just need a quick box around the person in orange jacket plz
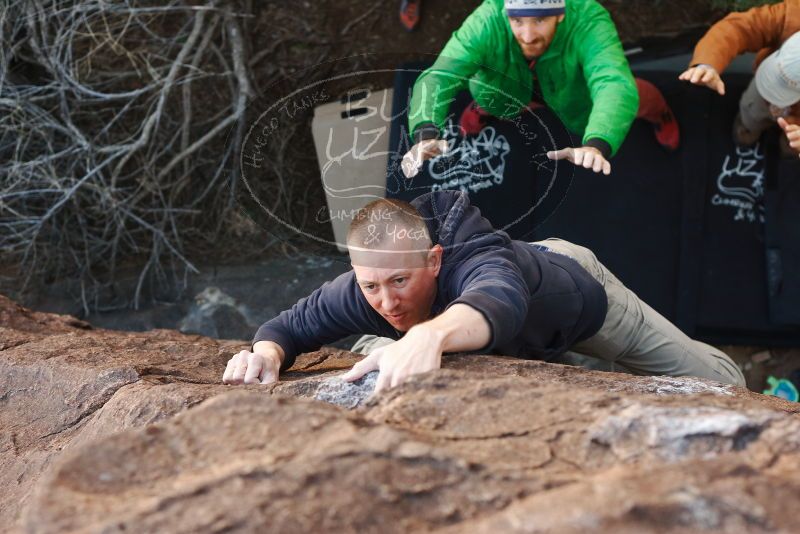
[679,1,800,157]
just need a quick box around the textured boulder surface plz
[2,295,800,534]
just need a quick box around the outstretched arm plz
[343,303,490,392]
[678,64,726,95]
[407,3,494,137]
[679,3,788,96]
[688,2,789,74]
[221,272,392,386]
[401,3,496,178]
[576,4,639,160]
[345,219,529,392]
[541,3,637,174]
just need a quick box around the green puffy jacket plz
[408,0,638,156]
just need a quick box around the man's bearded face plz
[508,15,563,60]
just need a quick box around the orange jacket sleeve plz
[689,1,795,73]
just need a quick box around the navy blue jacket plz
[254,191,608,371]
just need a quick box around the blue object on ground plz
[763,375,799,402]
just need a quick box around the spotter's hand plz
[547,146,611,175]
[678,64,726,96]
[778,117,800,157]
[401,139,449,178]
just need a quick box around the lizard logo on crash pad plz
[428,120,511,194]
[711,144,765,224]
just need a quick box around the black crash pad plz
[386,65,800,345]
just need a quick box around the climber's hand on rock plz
[547,146,611,175]
[342,325,443,393]
[222,344,282,385]
[401,139,449,178]
[678,64,726,96]
[778,117,800,156]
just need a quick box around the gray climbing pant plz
[535,238,745,386]
[739,76,775,136]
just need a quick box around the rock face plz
[2,295,800,533]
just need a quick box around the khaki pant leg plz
[739,77,774,135]
[531,239,746,386]
[351,334,394,355]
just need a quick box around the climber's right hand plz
[678,64,725,96]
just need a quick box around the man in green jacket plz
[401,0,679,178]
